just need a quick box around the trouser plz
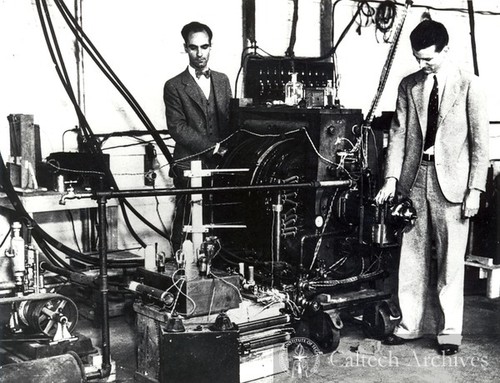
[170,173,190,254]
[395,161,469,345]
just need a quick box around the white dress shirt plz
[424,70,447,155]
[188,65,211,99]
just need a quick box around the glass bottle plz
[324,79,334,108]
[285,72,304,106]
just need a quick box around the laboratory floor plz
[77,290,500,383]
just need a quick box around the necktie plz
[424,75,439,150]
[195,69,211,79]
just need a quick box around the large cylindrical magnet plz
[0,351,86,383]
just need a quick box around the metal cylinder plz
[238,262,245,277]
[242,332,291,351]
[247,266,255,284]
[128,281,174,306]
[238,314,290,334]
[57,174,65,193]
[0,351,86,383]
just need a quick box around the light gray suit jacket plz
[163,68,232,167]
[385,67,489,203]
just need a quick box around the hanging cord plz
[375,1,397,34]
[0,227,12,249]
[36,0,169,246]
[52,0,173,240]
[50,0,171,240]
[35,0,150,250]
[2,2,146,269]
[53,0,174,168]
[365,0,413,127]
[285,0,299,57]
[355,1,376,34]
[36,0,98,152]
[360,0,412,171]
[0,149,75,270]
[466,0,479,76]
[308,189,339,270]
[375,0,397,43]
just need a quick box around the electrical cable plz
[0,148,76,270]
[234,46,259,98]
[62,127,79,152]
[67,210,83,253]
[36,0,169,246]
[153,184,169,236]
[236,0,361,87]
[340,0,500,16]
[375,1,397,34]
[52,0,175,168]
[285,0,299,57]
[364,0,412,127]
[308,189,339,270]
[210,271,244,302]
[50,1,171,241]
[36,1,97,152]
[354,1,376,34]
[1,142,140,269]
[36,0,149,251]
[0,227,12,249]
[101,139,174,152]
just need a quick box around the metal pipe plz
[467,0,479,76]
[40,261,95,286]
[241,332,291,352]
[127,281,174,306]
[190,161,204,267]
[237,314,290,334]
[63,179,354,203]
[96,195,112,379]
[0,351,86,383]
[273,190,283,263]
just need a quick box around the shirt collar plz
[187,65,210,80]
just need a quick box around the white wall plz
[332,0,500,123]
[0,0,499,258]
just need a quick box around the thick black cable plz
[29,1,148,262]
[49,0,171,240]
[37,1,168,244]
[37,0,99,153]
[53,0,174,168]
[467,0,479,76]
[285,0,299,57]
[67,210,83,253]
[0,227,12,249]
[375,1,396,33]
[333,1,365,53]
[37,0,147,250]
[364,0,412,126]
[234,46,257,97]
[0,146,76,270]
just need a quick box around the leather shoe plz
[383,334,406,345]
[438,344,459,356]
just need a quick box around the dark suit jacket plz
[385,67,489,203]
[163,68,232,169]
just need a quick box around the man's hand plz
[462,188,481,218]
[374,177,397,205]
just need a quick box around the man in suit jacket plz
[164,21,232,252]
[375,19,489,356]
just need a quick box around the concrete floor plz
[77,291,500,383]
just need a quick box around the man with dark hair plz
[375,19,489,355]
[164,21,232,253]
